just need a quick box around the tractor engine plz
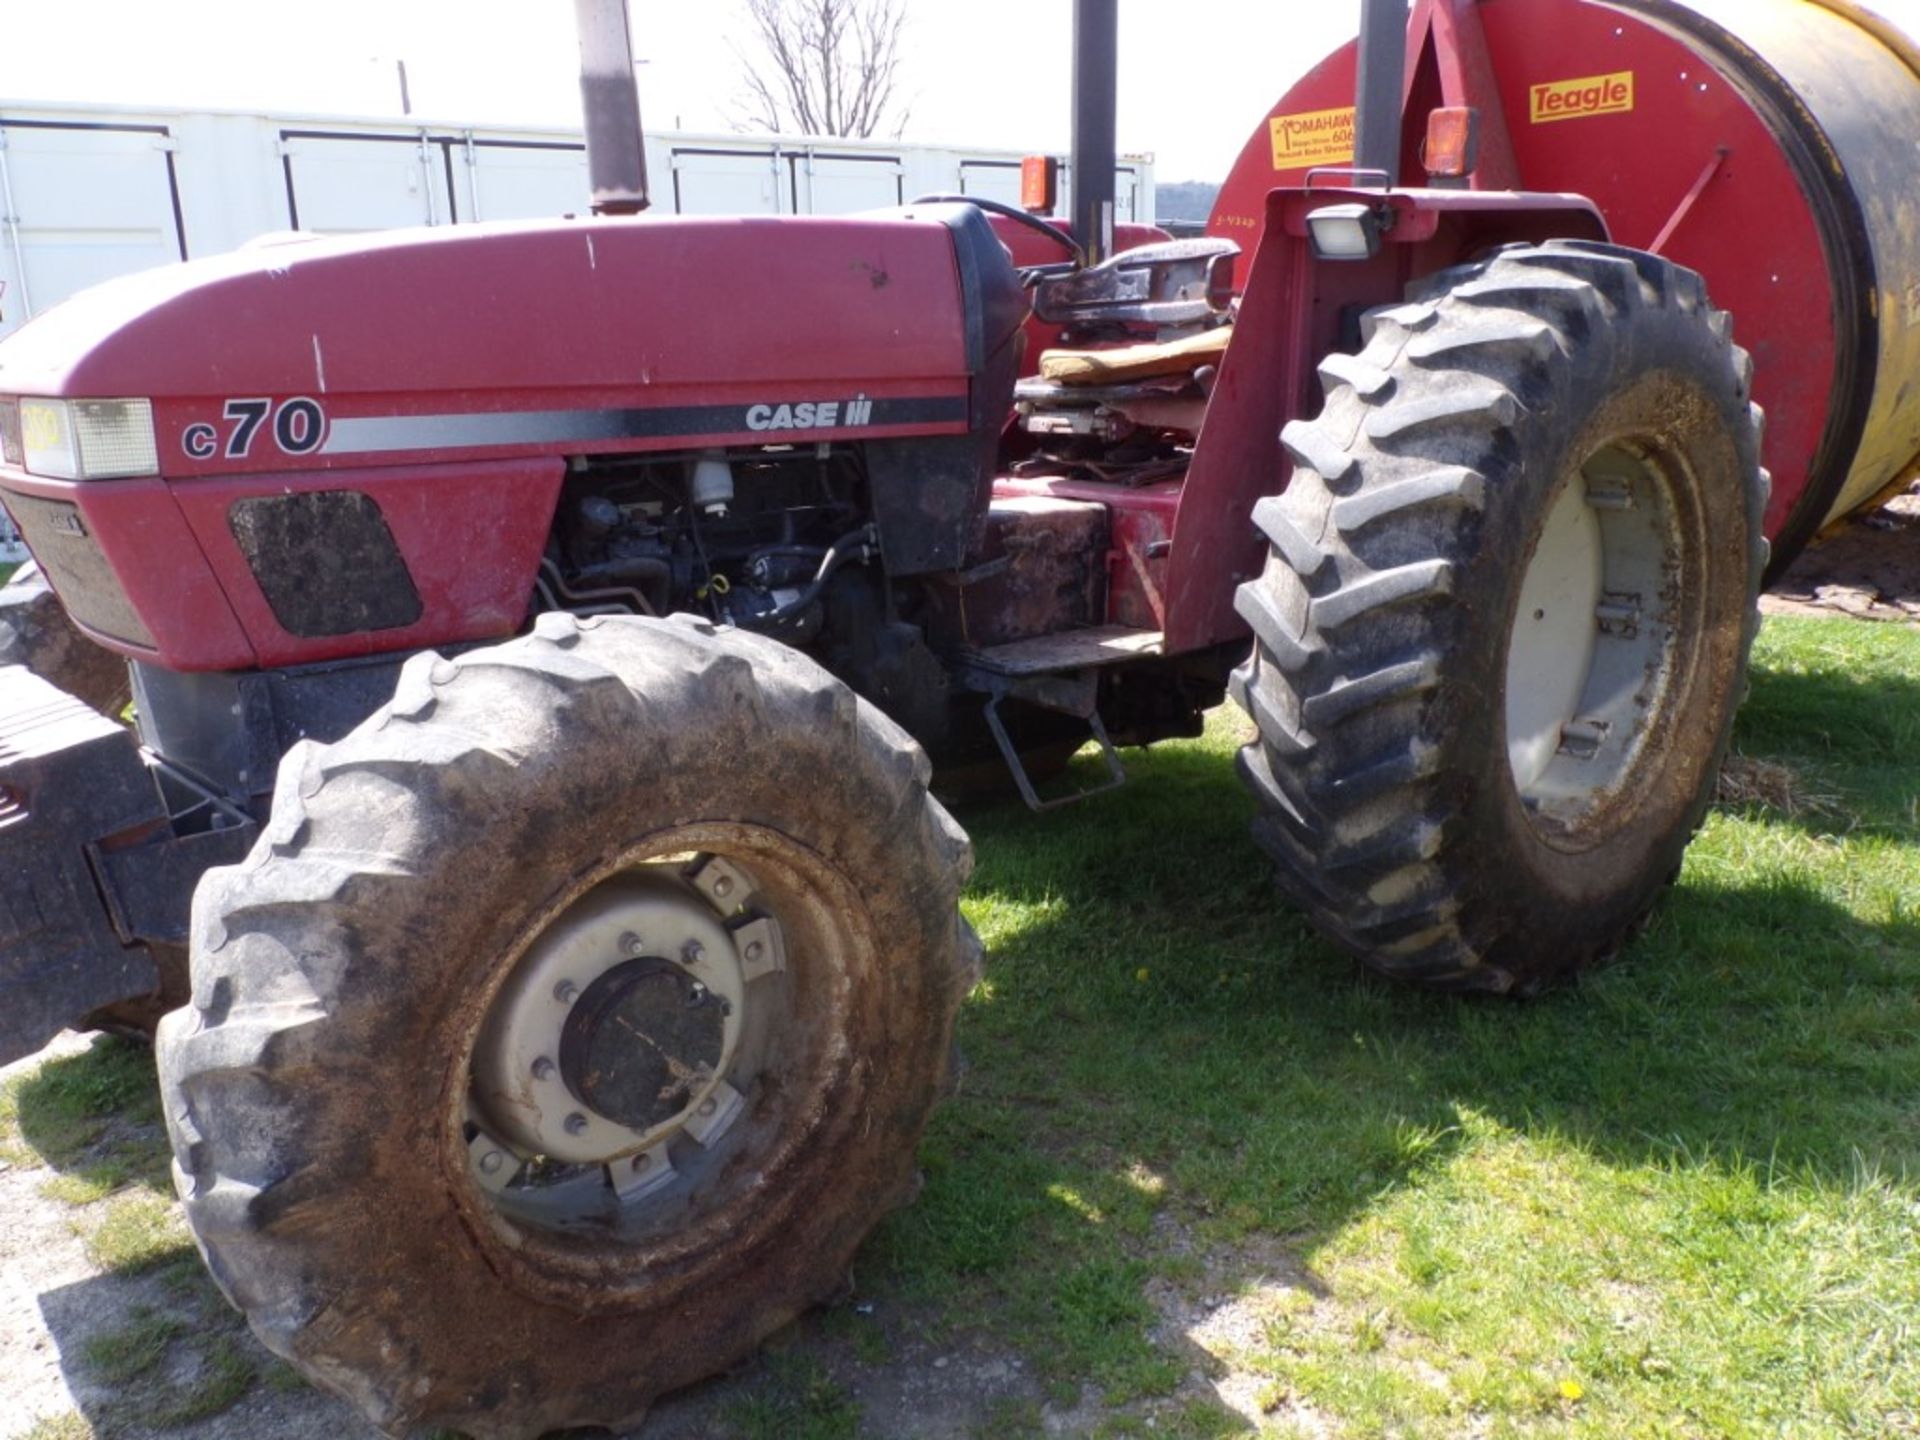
[545,446,871,646]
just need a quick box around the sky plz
[0,1,1361,182]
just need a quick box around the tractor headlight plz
[1306,203,1388,262]
[18,398,158,480]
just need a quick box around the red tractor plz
[24,0,1920,1429]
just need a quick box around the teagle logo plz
[1531,70,1635,124]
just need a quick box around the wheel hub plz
[1505,472,1605,794]
[1504,442,1680,835]
[467,857,785,1200]
[560,957,727,1131]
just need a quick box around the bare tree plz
[732,0,912,139]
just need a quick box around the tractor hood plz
[0,208,1019,477]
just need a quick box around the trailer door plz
[0,120,185,342]
[794,152,902,214]
[957,160,1023,207]
[280,131,456,233]
[459,139,589,221]
[669,147,786,214]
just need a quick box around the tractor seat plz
[1036,324,1232,386]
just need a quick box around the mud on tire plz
[156,612,980,1438]
[1231,240,1767,993]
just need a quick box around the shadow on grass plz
[7,1037,168,1188]
[948,730,1918,1197]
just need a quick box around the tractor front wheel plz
[1232,240,1766,992]
[156,612,979,1438]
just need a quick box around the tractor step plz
[953,626,1158,812]
[984,695,1127,812]
[961,625,1163,677]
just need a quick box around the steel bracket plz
[970,670,1128,812]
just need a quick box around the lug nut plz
[565,1113,589,1136]
[697,1098,717,1117]
[713,875,734,899]
[479,1150,506,1175]
[531,1057,555,1081]
[744,940,765,964]
[554,980,580,1004]
[620,931,645,957]
[683,939,705,965]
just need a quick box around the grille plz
[1,489,155,647]
[228,491,423,638]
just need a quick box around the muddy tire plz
[155,612,979,1438]
[0,561,131,717]
[1231,241,1766,993]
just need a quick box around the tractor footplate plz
[955,651,1133,813]
[0,668,175,1064]
[982,692,1127,812]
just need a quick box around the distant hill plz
[1155,180,1221,223]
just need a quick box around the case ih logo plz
[1531,71,1635,124]
[744,396,874,431]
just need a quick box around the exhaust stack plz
[574,0,650,215]
[1353,0,1410,184]
[1070,0,1118,267]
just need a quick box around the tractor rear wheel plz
[0,561,131,717]
[1232,240,1765,992]
[156,612,979,1438]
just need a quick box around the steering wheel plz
[909,193,1085,267]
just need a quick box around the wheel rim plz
[459,834,826,1246]
[1503,439,1687,842]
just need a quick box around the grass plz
[19,1416,91,1440]
[62,1275,264,1433]
[80,1307,185,1384]
[145,1335,258,1427]
[73,1188,195,1273]
[1,1035,268,1432]
[1,1034,161,1177]
[0,1035,191,1275]
[721,1354,864,1440]
[3,615,1913,1438]
[862,614,1920,1437]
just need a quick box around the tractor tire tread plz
[157,612,972,1439]
[1231,240,1765,992]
